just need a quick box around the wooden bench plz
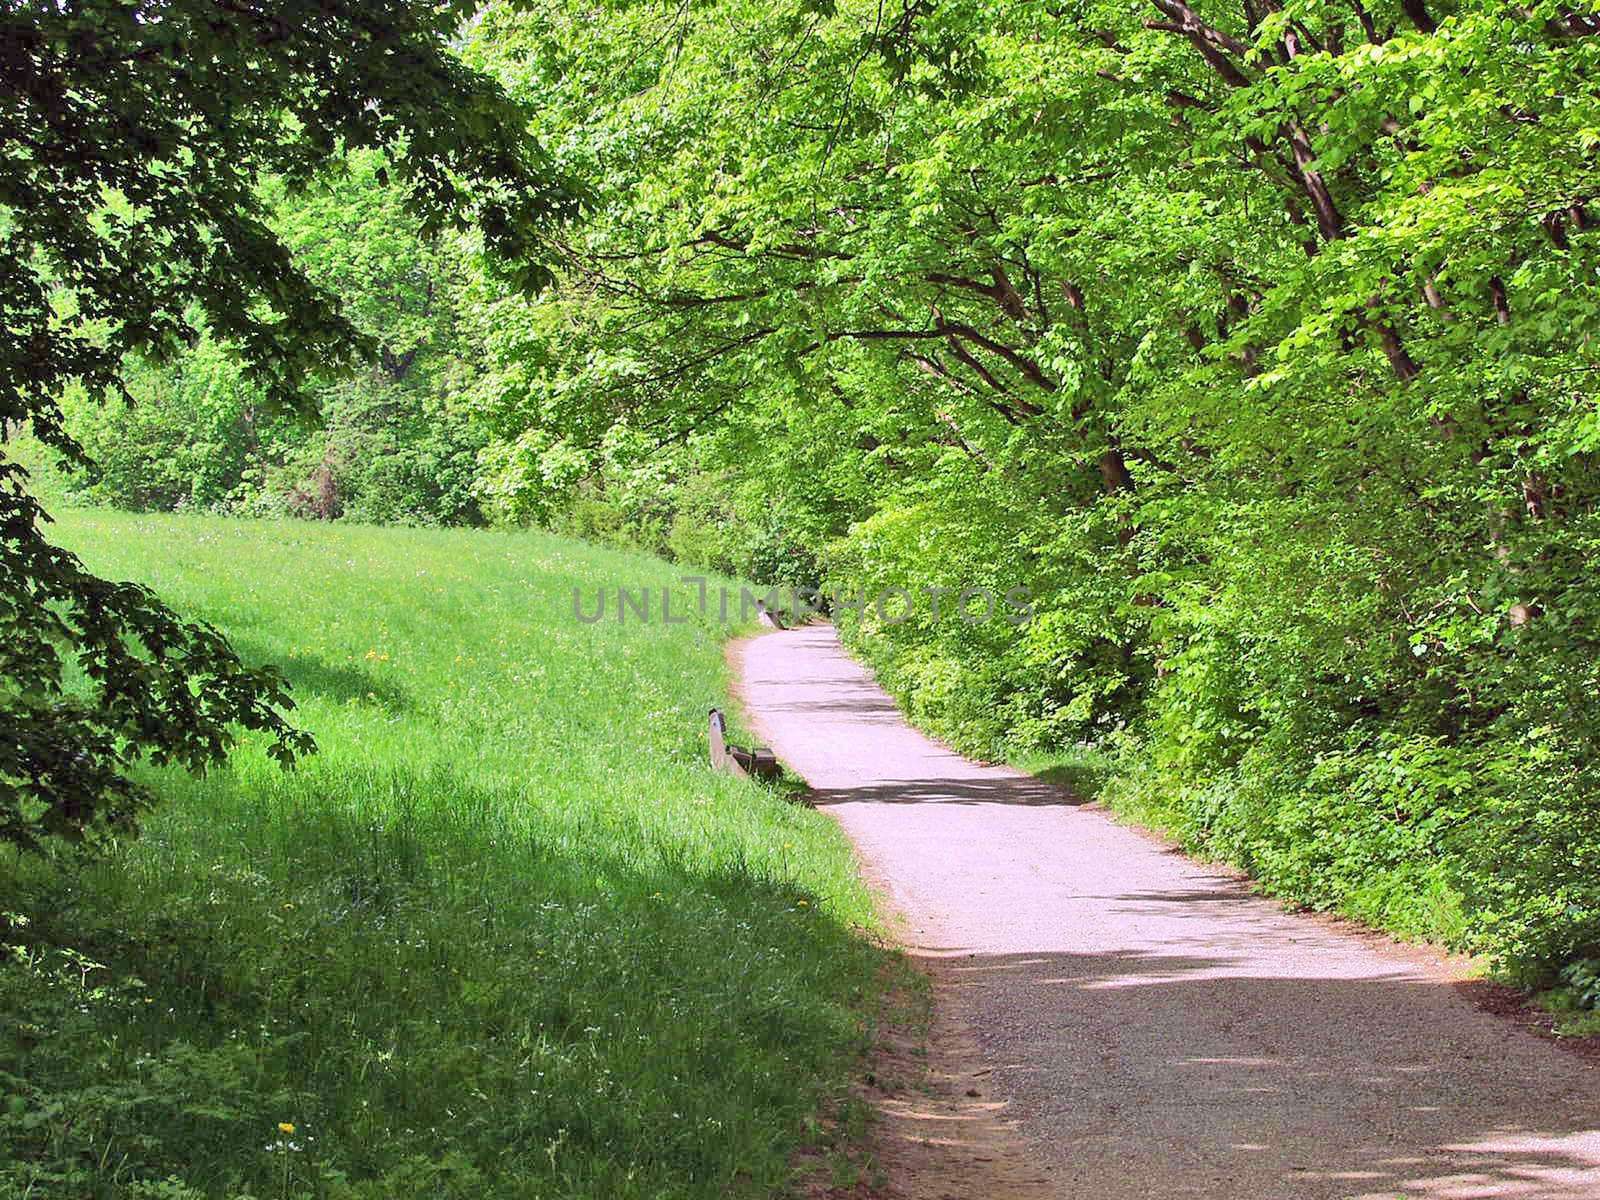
[755,600,785,629]
[708,708,780,780]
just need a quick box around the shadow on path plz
[737,625,1600,1199]
[933,946,1600,1200]
[807,776,1090,807]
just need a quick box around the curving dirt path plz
[735,625,1600,1200]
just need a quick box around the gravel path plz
[735,625,1600,1200]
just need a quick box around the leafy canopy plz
[466,0,1600,975]
[0,0,576,849]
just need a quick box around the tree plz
[0,0,577,849]
[471,0,1600,975]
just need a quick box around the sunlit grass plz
[2,510,888,1199]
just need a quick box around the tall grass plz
[2,511,887,1199]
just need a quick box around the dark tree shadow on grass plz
[231,635,412,712]
[5,762,889,1198]
[1030,759,1113,804]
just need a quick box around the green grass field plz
[2,510,890,1199]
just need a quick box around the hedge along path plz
[735,624,1600,1200]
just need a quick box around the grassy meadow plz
[1,510,889,1199]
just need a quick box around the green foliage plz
[0,477,313,851]
[56,151,496,526]
[457,0,1600,982]
[1561,959,1600,1011]
[62,344,301,513]
[2,511,889,1199]
[10,0,1600,988]
[1,0,575,848]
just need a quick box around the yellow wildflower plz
[278,1122,295,1135]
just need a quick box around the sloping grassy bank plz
[2,512,888,1199]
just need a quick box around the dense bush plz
[53,151,491,527]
